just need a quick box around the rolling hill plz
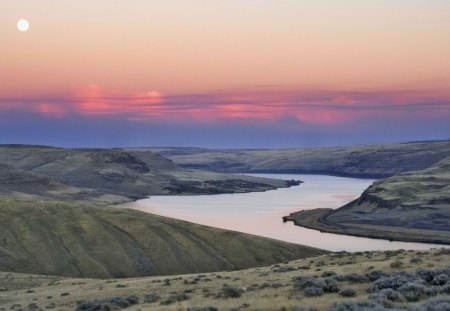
[0,196,326,278]
[146,140,450,178]
[284,156,450,244]
[0,145,299,204]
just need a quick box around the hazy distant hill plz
[0,197,326,278]
[0,145,297,204]
[147,140,450,178]
[285,156,450,244]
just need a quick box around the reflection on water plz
[123,174,447,252]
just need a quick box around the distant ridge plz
[0,145,294,204]
[146,140,450,178]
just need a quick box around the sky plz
[0,0,449,148]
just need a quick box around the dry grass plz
[1,248,450,311]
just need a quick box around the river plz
[122,174,446,252]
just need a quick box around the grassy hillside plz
[2,248,450,310]
[147,140,450,178]
[0,145,299,204]
[285,157,450,244]
[0,196,326,279]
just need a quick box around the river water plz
[122,174,446,252]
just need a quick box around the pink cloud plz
[37,103,67,118]
[0,86,449,126]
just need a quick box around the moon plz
[17,19,30,32]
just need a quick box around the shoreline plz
[283,208,450,246]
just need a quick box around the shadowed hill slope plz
[285,157,450,244]
[0,197,326,278]
[147,140,450,178]
[0,164,70,195]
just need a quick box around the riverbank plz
[284,157,450,245]
[284,208,450,245]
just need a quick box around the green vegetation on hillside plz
[0,197,326,278]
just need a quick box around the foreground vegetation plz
[2,249,450,310]
[285,157,450,244]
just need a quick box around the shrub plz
[425,286,441,297]
[304,286,324,297]
[76,296,139,311]
[321,271,337,277]
[293,276,326,290]
[292,308,318,311]
[417,268,450,283]
[432,274,450,286]
[293,276,339,293]
[368,275,421,292]
[329,300,390,311]
[439,284,450,294]
[219,285,244,298]
[335,273,370,283]
[160,293,190,305]
[125,296,139,305]
[339,288,356,297]
[410,257,423,264]
[366,270,383,282]
[369,288,400,302]
[437,248,450,255]
[398,282,426,302]
[390,260,403,268]
[412,296,450,311]
[186,308,218,311]
[323,278,341,293]
[143,294,160,303]
[246,284,259,291]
